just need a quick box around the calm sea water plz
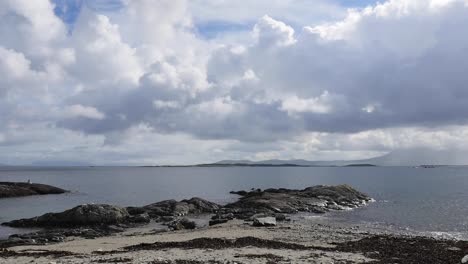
[1,166,467,239]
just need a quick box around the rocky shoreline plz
[1,185,467,263]
[0,182,67,199]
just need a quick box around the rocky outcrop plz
[2,204,130,228]
[0,182,67,199]
[1,185,372,247]
[220,185,372,220]
[168,218,197,230]
[137,197,220,219]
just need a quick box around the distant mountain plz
[214,159,367,167]
[213,148,468,167]
[29,160,94,167]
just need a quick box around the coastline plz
[0,184,467,263]
[2,218,467,264]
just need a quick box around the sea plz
[1,166,467,240]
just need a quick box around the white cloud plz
[254,15,297,48]
[281,91,333,114]
[153,100,181,110]
[1,0,468,164]
[65,104,106,120]
[0,47,31,81]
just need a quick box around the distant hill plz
[212,160,364,167]
[212,148,468,167]
[29,160,94,167]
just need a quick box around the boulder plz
[3,204,130,228]
[141,197,220,218]
[129,213,151,223]
[253,217,276,227]
[209,219,229,226]
[168,218,197,230]
[0,182,67,199]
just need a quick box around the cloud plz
[65,104,106,120]
[1,0,468,164]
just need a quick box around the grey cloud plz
[3,0,468,164]
[60,1,468,141]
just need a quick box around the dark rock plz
[252,217,276,227]
[211,212,234,220]
[222,185,372,218]
[274,213,287,222]
[2,204,130,228]
[168,218,197,230]
[129,213,151,223]
[126,207,146,216]
[230,190,248,196]
[141,197,220,218]
[209,219,229,226]
[160,216,176,222]
[0,182,67,199]
[0,226,126,248]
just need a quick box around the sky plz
[1,0,468,165]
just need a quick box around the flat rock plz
[253,217,276,227]
[2,204,130,228]
[0,182,67,199]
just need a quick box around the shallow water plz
[0,166,467,239]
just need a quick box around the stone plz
[129,213,151,223]
[253,217,276,227]
[462,254,468,263]
[3,204,130,227]
[209,219,229,226]
[274,213,287,222]
[0,182,67,199]
[168,218,197,230]
[140,197,220,218]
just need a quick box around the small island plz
[344,164,377,167]
[0,182,68,199]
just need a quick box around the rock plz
[223,185,371,219]
[129,213,151,223]
[160,216,176,222]
[462,255,468,263]
[209,219,229,226]
[126,206,146,216]
[3,204,130,227]
[140,197,220,218]
[253,217,276,227]
[168,218,197,230]
[230,190,248,196]
[0,182,67,199]
[274,213,287,222]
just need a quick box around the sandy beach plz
[2,217,468,264]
